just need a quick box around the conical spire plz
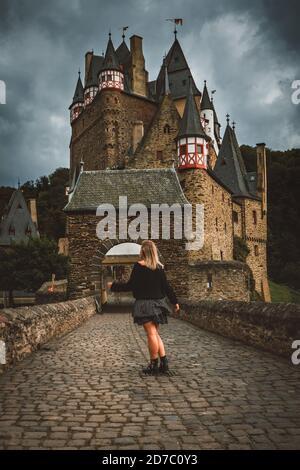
[214,122,250,197]
[116,40,130,65]
[102,35,121,71]
[177,77,208,140]
[71,72,84,106]
[201,81,213,111]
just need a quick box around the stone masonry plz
[0,312,299,450]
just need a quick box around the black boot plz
[159,355,169,374]
[142,358,159,375]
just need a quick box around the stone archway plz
[88,237,167,305]
[87,238,141,305]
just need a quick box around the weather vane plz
[119,26,129,40]
[165,18,183,39]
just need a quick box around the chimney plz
[132,121,144,153]
[85,51,93,85]
[28,199,38,227]
[256,143,267,215]
[129,35,147,97]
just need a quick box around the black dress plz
[110,262,178,325]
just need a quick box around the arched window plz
[164,124,171,134]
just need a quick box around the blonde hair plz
[140,240,164,270]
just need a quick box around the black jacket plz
[110,262,178,305]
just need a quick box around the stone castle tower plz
[64,31,270,302]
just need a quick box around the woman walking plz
[107,240,179,375]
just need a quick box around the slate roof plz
[201,82,213,111]
[116,40,131,65]
[155,39,201,100]
[177,78,208,140]
[0,190,39,246]
[64,168,189,213]
[70,75,84,108]
[102,37,121,71]
[86,55,104,87]
[214,124,258,198]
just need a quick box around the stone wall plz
[70,90,157,174]
[0,297,96,374]
[185,260,251,302]
[178,168,233,263]
[129,94,180,169]
[174,300,300,357]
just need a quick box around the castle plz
[64,31,270,303]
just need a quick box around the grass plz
[269,280,300,304]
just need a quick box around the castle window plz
[222,193,225,202]
[254,245,259,256]
[216,217,218,230]
[157,150,163,161]
[220,250,223,260]
[233,211,238,223]
[196,144,203,155]
[164,124,170,134]
[107,74,112,81]
[224,222,227,233]
[212,186,214,194]
[207,273,213,290]
[114,97,118,104]
[253,210,257,225]
[26,226,32,236]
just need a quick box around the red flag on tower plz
[174,18,183,25]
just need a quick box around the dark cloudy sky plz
[0,0,299,186]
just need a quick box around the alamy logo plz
[96,196,205,251]
[291,80,300,105]
[291,340,300,365]
[0,80,6,104]
[0,340,6,365]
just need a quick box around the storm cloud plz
[0,0,299,186]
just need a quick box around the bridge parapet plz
[0,297,96,374]
[174,300,300,358]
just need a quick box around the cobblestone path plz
[0,313,300,450]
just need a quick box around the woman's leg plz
[143,321,159,359]
[155,325,166,357]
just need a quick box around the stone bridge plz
[0,298,300,450]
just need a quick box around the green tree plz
[21,167,69,241]
[0,237,69,306]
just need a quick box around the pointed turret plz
[156,38,201,102]
[200,81,216,147]
[69,72,84,123]
[201,81,213,111]
[211,96,221,145]
[214,121,251,197]
[98,34,124,91]
[116,39,131,66]
[177,78,210,170]
[84,53,103,106]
